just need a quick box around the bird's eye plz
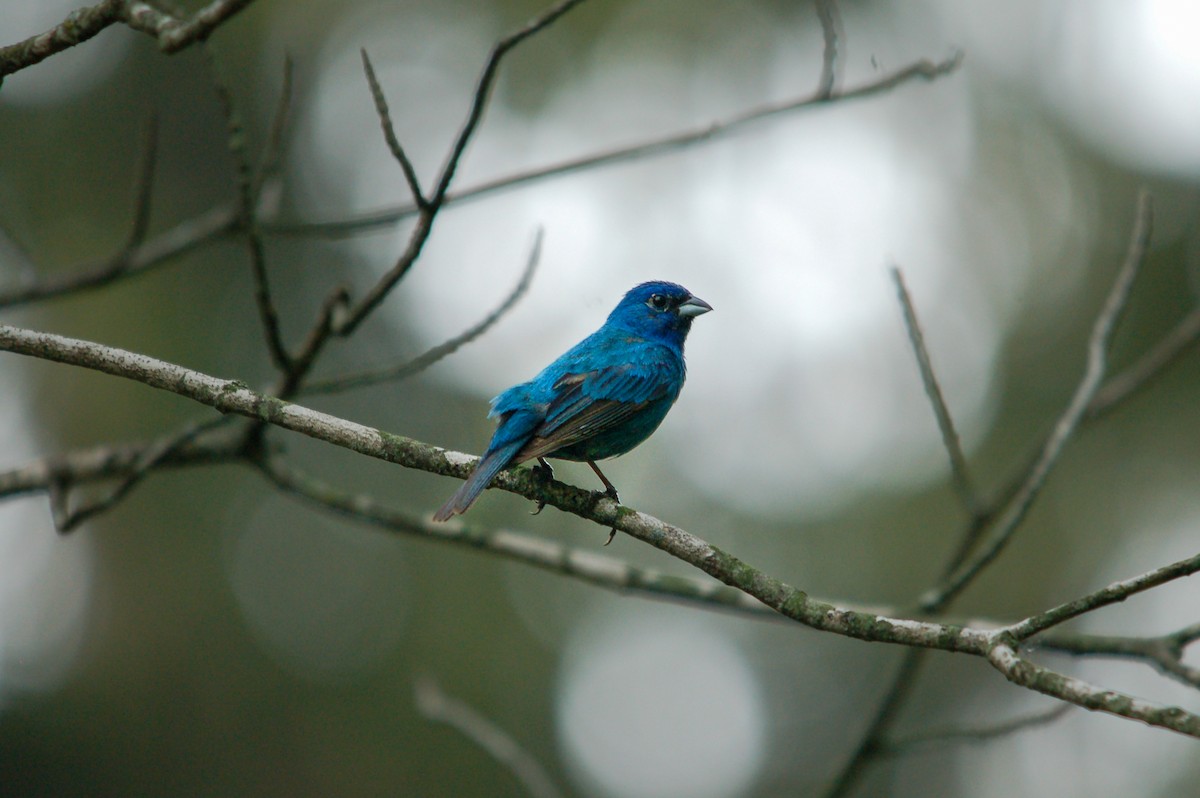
[648,294,668,311]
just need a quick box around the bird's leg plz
[530,457,555,515]
[586,460,620,502]
[587,460,620,545]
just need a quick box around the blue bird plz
[433,281,711,537]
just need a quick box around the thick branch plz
[1,324,1198,738]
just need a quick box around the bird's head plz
[607,281,712,347]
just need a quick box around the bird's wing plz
[514,363,673,461]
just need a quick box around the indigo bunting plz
[433,281,711,532]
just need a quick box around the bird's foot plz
[530,458,555,515]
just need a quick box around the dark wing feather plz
[514,367,664,462]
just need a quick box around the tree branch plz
[988,641,1200,736]
[414,678,564,798]
[0,0,259,81]
[922,190,1154,611]
[268,51,964,240]
[891,265,979,517]
[1007,550,1200,641]
[876,704,1071,758]
[302,227,542,396]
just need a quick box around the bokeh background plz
[2,0,1200,795]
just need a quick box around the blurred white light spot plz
[0,502,93,697]
[1142,0,1200,74]
[226,495,409,681]
[1041,0,1200,175]
[557,612,765,798]
[0,366,93,699]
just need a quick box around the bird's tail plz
[432,440,524,521]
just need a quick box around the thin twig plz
[251,55,295,202]
[125,113,160,252]
[128,0,259,54]
[0,113,187,308]
[830,195,1153,790]
[1041,628,1200,691]
[334,0,584,339]
[206,46,293,373]
[826,648,927,798]
[268,50,965,240]
[891,266,979,516]
[360,49,427,208]
[303,227,542,396]
[876,704,1071,758]
[815,0,842,99]
[52,416,234,533]
[414,678,564,798]
[1088,306,1200,418]
[273,285,350,398]
[427,0,589,209]
[1008,550,1200,641]
[922,190,1154,612]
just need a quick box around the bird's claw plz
[592,486,620,505]
[604,527,617,546]
[530,458,555,515]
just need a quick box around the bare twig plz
[268,50,964,240]
[922,190,1154,612]
[303,227,542,396]
[51,416,234,533]
[877,704,1071,757]
[0,113,191,309]
[834,195,1153,791]
[1008,550,1200,641]
[123,0,259,54]
[251,56,295,201]
[826,648,927,798]
[891,266,979,516]
[125,114,160,252]
[1041,627,1200,690]
[206,47,293,373]
[0,428,245,501]
[334,0,585,338]
[0,203,239,308]
[427,0,588,209]
[414,678,564,798]
[815,0,842,99]
[360,49,427,209]
[1088,306,1200,418]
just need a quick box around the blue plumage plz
[433,281,711,523]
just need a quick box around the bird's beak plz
[678,295,713,317]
